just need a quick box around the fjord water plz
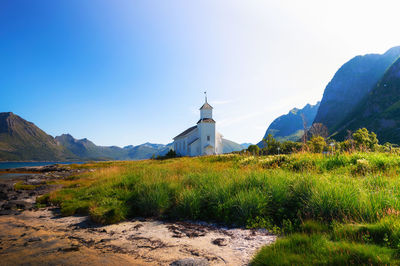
[0,162,84,170]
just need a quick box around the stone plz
[27,237,42,242]
[58,245,80,252]
[170,258,209,266]
[212,238,228,246]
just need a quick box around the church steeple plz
[199,92,213,110]
[199,92,214,121]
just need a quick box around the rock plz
[26,179,45,186]
[27,237,42,242]
[0,191,8,200]
[170,258,209,266]
[0,209,16,215]
[133,224,143,230]
[4,200,33,210]
[212,238,228,246]
[58,245,80,252]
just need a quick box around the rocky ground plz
[0,166,277,265]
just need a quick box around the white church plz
[173,95,223,156]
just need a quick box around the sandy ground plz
[0,167,277,265]
[0,208,276,265]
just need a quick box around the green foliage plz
[261,134,281,155]
[353,128,379,151]
[332,216,400,249]
[36,193,50,205]
[252,233,398,265]
[308,136,326,153]
[280,141,302,154]
[14,181,37,190]
[247,144,260,155]
[156,149,178,160]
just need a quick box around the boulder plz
[170,258,209,266]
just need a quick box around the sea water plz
[0,162,85,170]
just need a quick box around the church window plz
[207,136,210,141]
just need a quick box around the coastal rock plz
[170,258,209,266]
[211,238,228,246]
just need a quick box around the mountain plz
[0,112,76,161]
[314,46,400,132]
[55,134,129,160]
[240,143,252,149]
[222,139,244,153]
[0,112,242,161]
[123,142,172,160]
[332,57,400,143]
[55,134,173,160]
[258,102,320,146]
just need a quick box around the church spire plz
[199,91,213,110]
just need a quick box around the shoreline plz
[0,165,277,265]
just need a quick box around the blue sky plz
[2,0,400,146]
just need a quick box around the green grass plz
[14,181,37,190]
[45,153,400,264]
[252,233,398,265]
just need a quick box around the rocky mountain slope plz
[314,46,400,132]
[333,57,400,143]
[258,102,320,145]
[55,134,172,161]
[0,112,76,161]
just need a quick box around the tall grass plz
[47,153,400,264]
[49,153,400,227]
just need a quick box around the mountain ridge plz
[332,56,400,143]
[0,113,243,161]
[313,46,400,132]
[258,102,320,146]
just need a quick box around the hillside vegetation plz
[42,149,400,264]
[333,56,400,144]
[314,46,400,131]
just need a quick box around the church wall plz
[200,109,212,119]
[174,128,199,156]
[198,122,216,155]
[189,140,200,156]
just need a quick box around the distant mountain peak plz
[258,101,320,146]
[0,112,76,161]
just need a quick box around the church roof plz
[199,102,213,110]
[188,138,199,146]
[197,118,215,124]
[173,125,197,140]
